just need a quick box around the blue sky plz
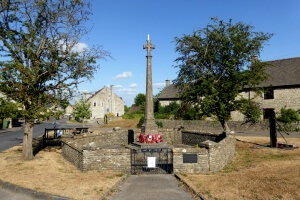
[77,0,300,106]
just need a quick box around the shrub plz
[238,99,262,123]
[155,121,163,128]
[277,108,300,124]
[277,108,300,131]
[137,116,144,128]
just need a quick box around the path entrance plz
[130,148,173,175]
[109,174,194,200]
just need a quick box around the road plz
[0,119,94,152]
[0,122,55,152]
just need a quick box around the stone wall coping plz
[181,130,224,136]
[172,147,207,153]
[82,145,130,151]
[62,141,83,153]
[200,140,217,148]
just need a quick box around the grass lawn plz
[100,118,140,129]
[0,145,123,200]
[180,136,300,200]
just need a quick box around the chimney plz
[110,85,114,94]
[251,55,258,63]
[165,80,170,87]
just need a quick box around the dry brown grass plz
[101,118,139,129]
[0,146,123,200]
[180,136,300,200]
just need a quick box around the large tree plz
[174,18,272,132]
[0,0,109,159]
[134,93,146,107]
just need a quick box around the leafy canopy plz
[0,98,21,120]
[0,0,109,120]
[134,93,146,107]
[174,18,272,130]
[72,99,91,121]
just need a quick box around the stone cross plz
[142,35,158,134]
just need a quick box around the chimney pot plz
[166,80,170,87]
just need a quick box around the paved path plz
[109,174,194,200]
[0,187,36,200]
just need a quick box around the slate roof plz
[158,57,300,99]
[158,85,180,100]
[259,57,300,87]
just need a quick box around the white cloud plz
[115,85,123,88]
[153,82,166,88]
[59,40,88,53]
[118,88,136,95]
[114,72,132,80]
[129,83,137,88]
[72,42,88,53]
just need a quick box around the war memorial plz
[61,36,236,174]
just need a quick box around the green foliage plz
[174,18,272,130]
[0,98,21,120]
[124,105,130,113]
[104,112,115,124]
[154,102,181,119]
[134,93,146,107]
[0,0,108,121]
[154,113,171,119]
[137,116,145,128]
[175,104,204,120]
[155,121,163,128]
[278,108,300,124]
[136,116,163,128]
[72,99,91,122]
[159,102,180,115]
[122,111,144,119]
[238,98,262,123]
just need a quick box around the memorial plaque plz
[183,154,198,163]
[141,148,162,152]
[147,157,156,168]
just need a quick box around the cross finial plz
[143,35,155,56]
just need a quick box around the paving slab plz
[109,174,194,200]
[0,187,37,200]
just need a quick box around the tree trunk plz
[22,119,34,160]
[220,120,231,133]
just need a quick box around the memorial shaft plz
[142,36,158,134]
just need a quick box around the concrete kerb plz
[174,174,205,200]
[0,179,69,200]
[99,173,129,200]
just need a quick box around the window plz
[264,89,274,100]
[263,108,275,119]
[94,102,96,107]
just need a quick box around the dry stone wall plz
[157,119,269,132]
[173,146,209,173]
[62,127,236,174]
[62,142,83,170]
[82,147,130,172]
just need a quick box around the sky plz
[77,0,300,106]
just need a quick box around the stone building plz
[158,80,181,107]
[87,85,124,119]
[158,57,300,120]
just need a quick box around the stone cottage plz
[87,85,124,119]
[158,57,300,120]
